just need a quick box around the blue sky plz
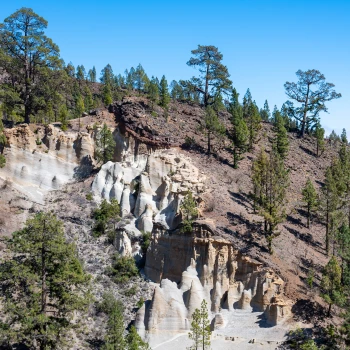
[1,1,349,134]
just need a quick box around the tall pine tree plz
[0,212,91,349]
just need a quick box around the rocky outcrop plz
[135,223,292,345]
[92,149,206,257]
[0,124,94,203]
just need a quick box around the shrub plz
[136,297,144,309]
[93,199,120,237]
[97,291,123,315]
[106,254,139,284]
[86,193,93,201]
[123,286,138,297]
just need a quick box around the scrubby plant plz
[180,191,198,233]
[106,254,139,284]
[93,199,120,237]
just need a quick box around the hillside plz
[0,95,344,349]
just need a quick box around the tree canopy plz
[284,69,341,137]
[187,45,231,106]
[0,8,61,123]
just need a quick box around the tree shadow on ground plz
[228,190,252,211]
[292,299,327,324]
[224,213,269,254]
[283,225,324,253]
[299,144,316,157]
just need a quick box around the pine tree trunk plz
[327,303,332,317]
[233,147,238,168]
[207,133,211,156]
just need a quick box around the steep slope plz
[0,96,339,348]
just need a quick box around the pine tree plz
[59,104,69,131]
[103,299,126,350]
[0,8,61,123]
[148,77,159,108]
[0,212,91,349]
[76,94,85,131]
[302,178,318,228]
[76,65,86,84]
[260,99,270,121]
[341,128,348,144]
[88,66,97,82]
[0,118,6,168]
[202,106,226,155]
[103,83,113,106]
[284,69,341,137]
[134,64,147,93]
[320,161,347,255]
[336,225,350,286]
[229,89,248,168]
[84,86,94,111]
[188,299,211,350]
[321,256,344,316]
[187,45,231,106]
[180,191,198,232]
[315,121,325,157]
[95,123,116,165]
[159,75,170,110]
[126,326,150,350]
[246,102,261,150]
[252,148,289,254]
[273,114,289,159]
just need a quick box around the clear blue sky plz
[2,0,349,134]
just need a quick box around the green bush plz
[141,232,151,254]
[97,291,124,315]
[93,198,120,237]
[136,297,144,309]
[123,286,138,296]
[86,193,93,201]
[106,254,139,284]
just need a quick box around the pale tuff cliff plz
[91,136,294,348]
[0,124,94,203]
[1,114,296,349]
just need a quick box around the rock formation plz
[0,124,94,203]
[135,223,292,346]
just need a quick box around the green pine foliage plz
[321,256,344,316]
[302,178,318,228]
[252,148,289,254]
[0,212,91,348]
[187,45,232,106]
[95,123,116,165]
[180,191,198,233]
[103,298,127,350]
[260,99,270,121]
[106,254,139,284]
[0,118,6,168]
[148,76,159,108]
[273,114,289,159]
[202,105,226,155]
[59,104,69,131]
[159,75,170,110]
[314,121,325,157]
[93,198,120,237]
[0,8,61,124]
[229,89,249,168]
[126,326,150,350]
[243,90,261,150]
[188,299,211,350]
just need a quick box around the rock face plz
[92,149,206,256]
[136,223,292,345]
[0,124,94,203]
